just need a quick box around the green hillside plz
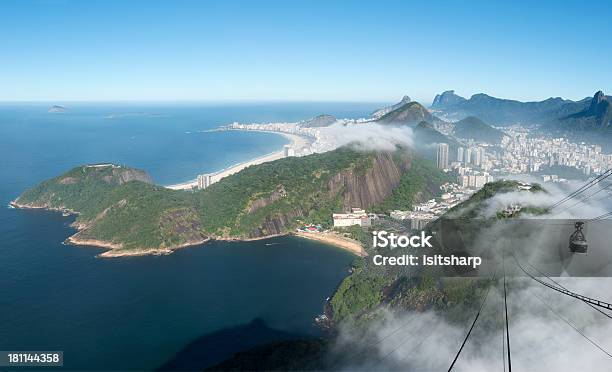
[453,116,506,143]
[328,180,548,323]
[377,101,433,125]
[14,147,447,255]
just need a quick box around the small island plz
[48,105,67,113]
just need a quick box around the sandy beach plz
[294,231,367,257]
[166,131,311,190]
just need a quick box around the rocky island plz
[48,105,67,113]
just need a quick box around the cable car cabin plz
[569,221,588,254]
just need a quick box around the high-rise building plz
[457,147,464,163]
[197,174,213,189]
[465,148,472,164]
[437,143,449,169]
[474,147,482,166]
[283,145,295,157]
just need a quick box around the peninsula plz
[11,147,447,257]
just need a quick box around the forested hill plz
[13,147,447,255]
[453,116,506,143]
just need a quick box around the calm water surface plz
[0,102,381,370]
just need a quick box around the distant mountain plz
[560,91,612,130]
[453,116,506,143]
[300,114,337,128]
[377,101,433,125]
[431,90,466,109]
[371,95,411,119]
[430,90,590,125]
[48,105,67,113]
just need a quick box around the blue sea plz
[0,102,383,370]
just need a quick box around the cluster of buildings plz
[436,143,495,189]
[389,182,474,229]
[223,122,337,155]
[497,127,612,178]
[436,143,491,170]
[456,168,495,188]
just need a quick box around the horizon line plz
[0,89,603,106]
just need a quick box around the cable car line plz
[380,319,432,361]
[530,289,612,358]
[513,253,612,311]
[549,170,612,209]
[502,288,506,372]
[390,320,442,368]
[448,269,498,371]
[556,183,612,213]
[367,312,420,351]
[503,254,511,372]
[549,169,612,210]
[523,260,612,320]
[589,211,612,222]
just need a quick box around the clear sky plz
[2,0,610,103]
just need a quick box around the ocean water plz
[0,102,382,370]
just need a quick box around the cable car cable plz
[530,289,612,358]
[513,253,612,311]
[448,270,498,371]
[503,254,511,372]
[556,183,612,213]
[549,169,612,210]
[523,260,612,320]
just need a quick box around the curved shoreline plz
[9,129,364,258]
[10,200,365,258]
[166,131,311,190]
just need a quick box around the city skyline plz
[2,0,611,102]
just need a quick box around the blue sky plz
[1,0,610,103]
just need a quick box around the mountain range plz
[430,90,611,130]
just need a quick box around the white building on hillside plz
[333,208,371,227]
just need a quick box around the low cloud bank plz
[333,278,612,371]
[321,123,414,152]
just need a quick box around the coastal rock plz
[246,186,287,214]
[249,209,304,238]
